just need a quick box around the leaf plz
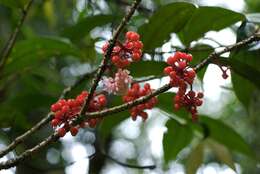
[230,48,260,108]
[186,142,204,174]
[181,7,245,46]
[157,92,189,120]
[128,61,167,78]
[4,36,82,76]
[228,58,260,89]
[62,15,116,41]
[206,139,236,171]
[246,13,260,24]
[200,116,254,158]
[138,2,196,51]
[163,119,192,164]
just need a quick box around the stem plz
[0,0,34,74]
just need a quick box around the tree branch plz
[0,15,259,172]
[0,0,34,74]
[0,70,97,158]
[80,0,142,115]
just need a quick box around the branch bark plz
[0,0,34,74]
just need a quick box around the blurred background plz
[0,0,260,174]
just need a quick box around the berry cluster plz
[123,83,158,121]
[164,51,196,87]
[164,52,203,120]
[174,91,203,121]
[102,31,143,68]
[50,91,107,137]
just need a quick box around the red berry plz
[195,99,203,106]
[164,66,173,75]
[144,83,150,90]
[111,55,120,63]
[132,52,141,61]
[51,119,60,127]
[134,41,143,49]
[188,91,195,98]
[55,111,64,120]
[178,61,187,69]
[125,41,134,49]
[70,127,79,136]
[187,69,196,78]
[57,128,66,137]
[61,105,70,114]
[222,73,228,79]
[51,103,61,112]
[197,92,204,98]
[167,56,177,65]
[186,54,193,62]
[98,95,107,106]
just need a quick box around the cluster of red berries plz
[174,91,203,121]
[164,51,196,87]
[102,31,143,68]
[123,83,158,121]
[50,91,107,137]
[164,52,203,121]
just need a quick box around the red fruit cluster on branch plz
[174,91,203,121]
[123,83,158,121]
[164,52,203,121]
[102,31,143,68]
[50,91,107,137]
[164,51,196,86]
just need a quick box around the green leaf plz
[181,7,245,46]
[163,119,192,164]
[186,142,204,174]
[4,36,82,76]
[200,116,254,158]
[138,2,196,51]
[246,13,260,24]
[230,49,260,108]
[157,92,189,120]
[128,61,167,78]
[62,15,116,41]
[206,139,236,171]
[228,58,260,89]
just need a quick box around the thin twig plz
[0,70,97,158]
[0,0,34,74]
[104,153,156,170]
[194,33,260,71]
[0,17,259,172]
